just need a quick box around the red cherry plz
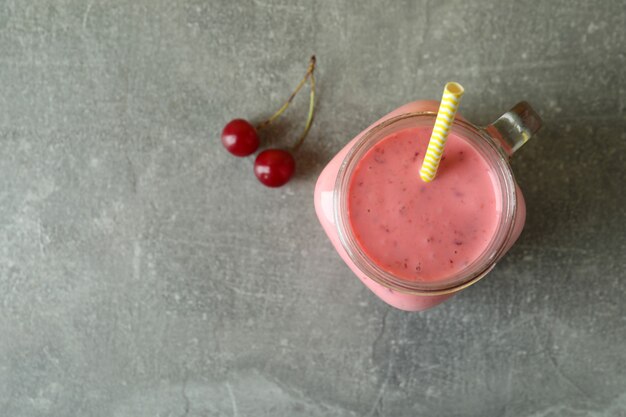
[254,149,296,187]
[221,119,259,157]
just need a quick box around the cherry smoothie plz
[347,126,500,284]
[315,100,540,311]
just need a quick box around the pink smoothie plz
[347,126,501,284]
[314,100,527,311]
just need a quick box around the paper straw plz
[419,82,465,182]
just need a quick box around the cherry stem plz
[256,56,316,137]
[292,69,315,152]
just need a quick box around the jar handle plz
[484,101,543,156]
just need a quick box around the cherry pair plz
[221,56,317,188]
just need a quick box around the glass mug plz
[314,100,542,311]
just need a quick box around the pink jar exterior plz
[313,101,526,311]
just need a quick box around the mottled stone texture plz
[0,0,625,416]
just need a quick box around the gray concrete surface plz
[1,0,625,416]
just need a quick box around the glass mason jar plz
[314,100,542,311]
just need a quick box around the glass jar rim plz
[333,111,518,295]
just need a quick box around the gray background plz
[1,0,625,416]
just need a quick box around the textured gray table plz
[1,1,625,416]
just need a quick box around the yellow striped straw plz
[419,82,465,182]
